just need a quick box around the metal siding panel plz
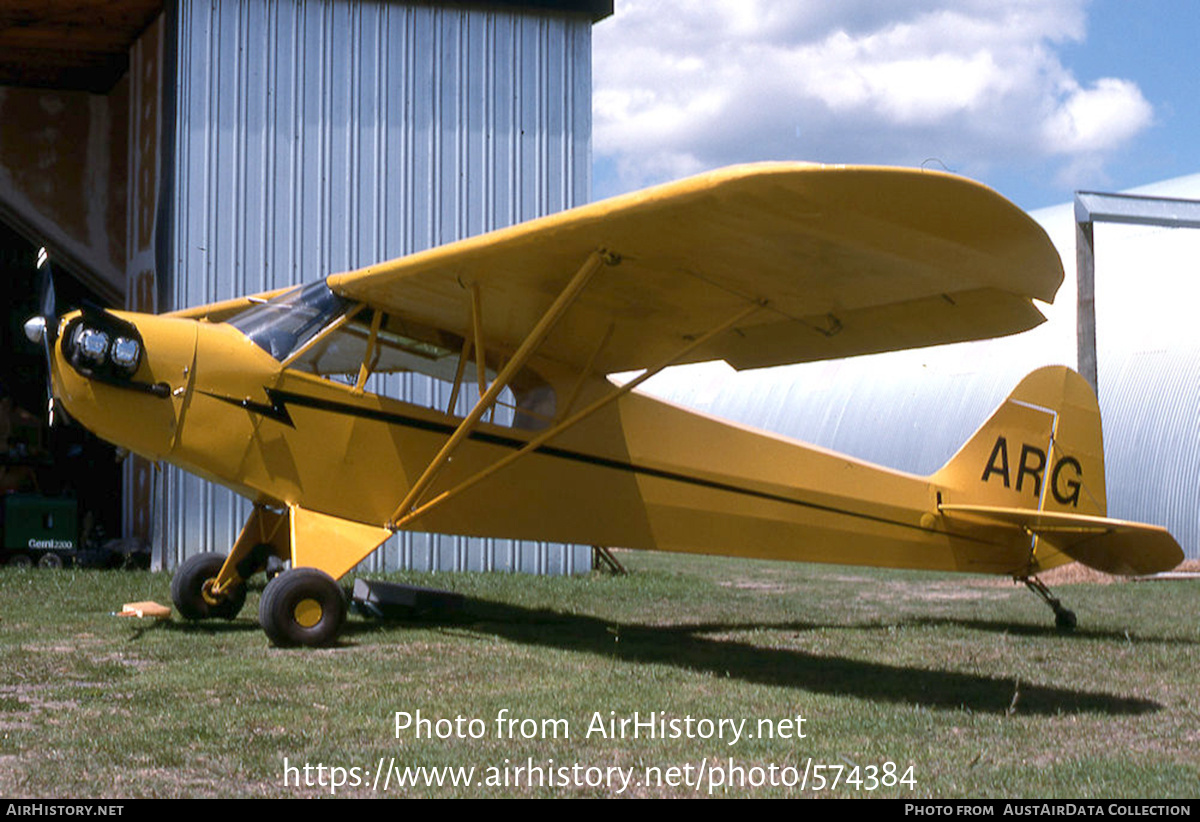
[1091,222,1200,560]
[648,356,1028,480]
[164,0,593,574]
[1100,349,1200,559]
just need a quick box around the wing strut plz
[388,249,617,526]
[389,297,764,532]
[471,283,489,401]
[445,335,472,415]
[352,308,385,393]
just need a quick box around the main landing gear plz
[257,567,346,647]
[171,552,247,620]
[1020,576,1077,632]
[170,547,347,647]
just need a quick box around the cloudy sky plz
[591,0,1199,211]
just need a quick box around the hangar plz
[0,0,610,572]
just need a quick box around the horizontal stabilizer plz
[940,504,1183,576]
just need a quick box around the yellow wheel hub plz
[201,579,223,606]
[293,598,324,628]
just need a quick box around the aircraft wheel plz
[1055,609,1077,632]
[259,567,346,648]
[6,553,33,568]
[171,552,246,620]
[37,553,64,569]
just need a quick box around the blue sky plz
[592,0,1200,212]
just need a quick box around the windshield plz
[229,281,349,361]
[227,282,555,429]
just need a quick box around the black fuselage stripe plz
[218,387,989,543]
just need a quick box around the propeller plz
[23,247,59,426]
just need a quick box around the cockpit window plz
[290,315,465,381]
[228,281,557,430]
[229,282,348,361]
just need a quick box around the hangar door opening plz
[0,220,126,567]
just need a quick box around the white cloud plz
[1042,78,1153,154]
[593,0,1153,198]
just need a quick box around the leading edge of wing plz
[326,162,1065,374]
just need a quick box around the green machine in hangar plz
[1,493,77,568]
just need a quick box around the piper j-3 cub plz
[25,163,1183,646]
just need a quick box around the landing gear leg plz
[1021,576,1076,632]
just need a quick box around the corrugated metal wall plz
[643,352,1041,478]
[156,0,594,573]
[1091,221,1200,561]
[124,15,164,547]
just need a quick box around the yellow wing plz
[327,162,1063,374]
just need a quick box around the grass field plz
[1,552,1197,798]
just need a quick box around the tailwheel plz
[171,552,247,620]
[1055,608,1078,632]
[258,567,346,647]
[1021,576,1076,633]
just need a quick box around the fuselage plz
[50,304,1052,579]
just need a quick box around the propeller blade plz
[33,247,58,426]
[42,333,56,427]
[37,246,56,338]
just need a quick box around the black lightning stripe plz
[200,389,295,426]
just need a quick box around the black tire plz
[1055,609,1077,632]
[171,552,246,620]
[37,553,65,569]
[258,567,346,647]
[6,553,33,568]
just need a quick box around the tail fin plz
[934,366,1182,576]
[934,366,1106,517]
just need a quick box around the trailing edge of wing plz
[940,504,1184,576]
[327,162,1064,375]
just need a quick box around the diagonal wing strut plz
[386,248,765,532]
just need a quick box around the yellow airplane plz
[24,163,1183,646]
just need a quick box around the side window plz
[288,310,556,430]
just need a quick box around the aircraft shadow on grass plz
[131,588,1171,716]
[337,595,1163,717]
[898,615,1200,646]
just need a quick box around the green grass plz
[0,552,1197,798]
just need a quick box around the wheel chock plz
[115,601,172,619]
